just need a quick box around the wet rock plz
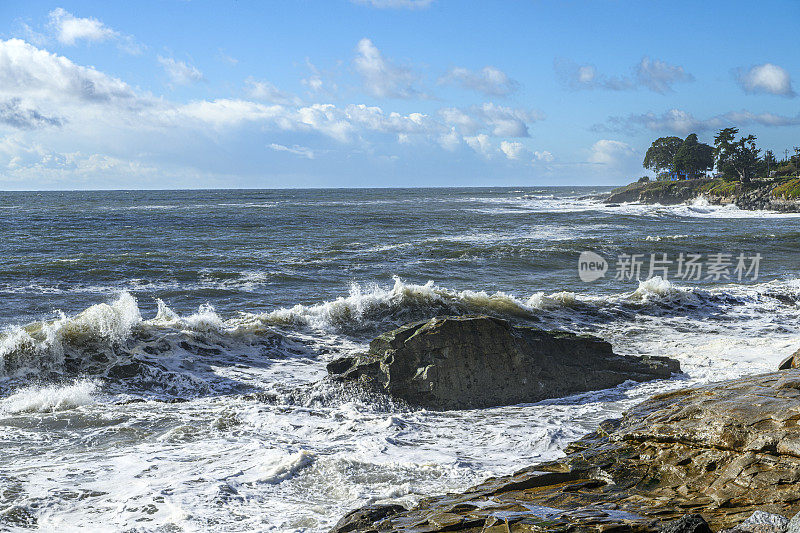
[786,512,800,533]
[331,504,407,533]
[327,315,680,410]
[660,514,712,533]
[335,371,800,531]
[779,350,800,370]
[107,361,142,379]
[737,511,790,533]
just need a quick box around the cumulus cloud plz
[353,38,421,99]
[438,103,542,137]
[0,38,551,186]
[464,134,494,158]
[588,139,635,166]
[0,134,159,186]
[351,0,434,8]
[48,8,117,46]
[474,102,543,137]
[736,63,795,97]
[439,66,518,96]
[556,56,693,93]
[158,56,204,86]
[0,99,63,129]
[499,140,529,160]
[438,128,461,151]
[534,150,553,162]
[0,39,140,105]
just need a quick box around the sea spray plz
[1,379,97,413]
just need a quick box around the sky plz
[0,0,799,190]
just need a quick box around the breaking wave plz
[1,276,797,387]
[1,379,97,414]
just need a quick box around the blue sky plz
[0,0,799,189]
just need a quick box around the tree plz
[713,127,761,183]
[763,150,777,177]
[672,133,714,179]
[643,136,683,177]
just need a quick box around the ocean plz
[1,187,799,531]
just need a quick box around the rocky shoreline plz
[329,319,800,533]
[602,178,800,212]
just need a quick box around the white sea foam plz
[2,276,800,531]
[1,380,97,413]
[645,234,689,241]
[154,300,224,332]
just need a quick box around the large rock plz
[779,349,800,370]
[332,371,800,532]
[327,315,679,410]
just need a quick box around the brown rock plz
[327,315,680,410]
[334,371,800,532]
[779,350,800,370]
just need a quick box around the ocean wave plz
[0,294,298,391]
[1,276,796,386]
[0,379,97,414]
[645,234,689,242]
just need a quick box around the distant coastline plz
[603,177,800,212]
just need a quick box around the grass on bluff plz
[772,178,800,200]
[699,180,738,197]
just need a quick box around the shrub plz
[772,178,800,199]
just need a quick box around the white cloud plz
[158,56,204,86]
[597,107,800,135]
[576,65,595,84]
[556,56,692,93]
[464,134,494,158]
[438,103,542,137]
[475,102,542,137]
[438,128,461,151]
[439,66,518,96]
[724,109,800,127]
[351,0,434,8]
[0,39,140,106]
[268,143,316,159]
[0,98,63,129]
[635,57,694,94]
[534,150,553,162]
[245,78,300,105]
[353,38,420,99]
[438,107,480,135]
[48,8,117,46]
[588,139,635,166]
[736,63,795,97]
[0,38,554,186]
[0,134,158,185]
[499,140,528,160]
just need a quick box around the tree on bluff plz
[714,127,760,183]
[642,134,713,179]
[642,136,682,177]
[673,133,714,179]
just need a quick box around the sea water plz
[0,187,798,531]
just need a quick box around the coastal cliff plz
[333,369,800,532]
[603,178,800,212]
